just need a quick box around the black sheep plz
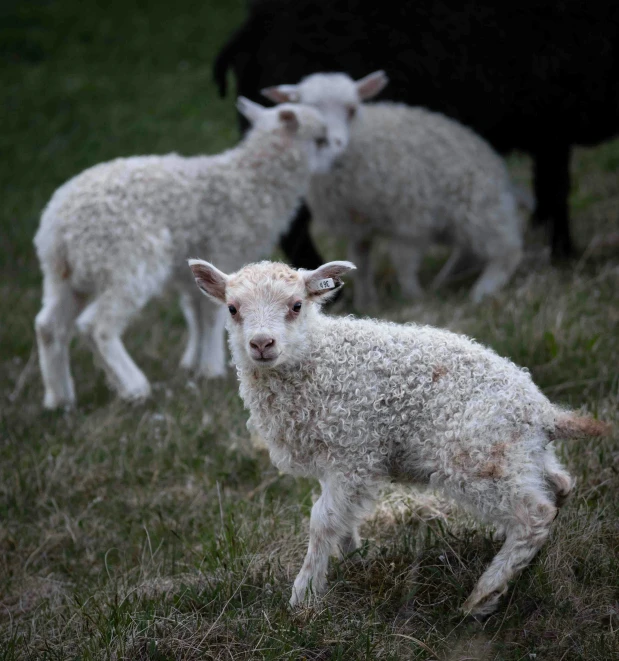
[214,0,619,264]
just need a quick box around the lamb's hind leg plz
[543,449,574,508]
[76,290,150,401]
[470,249,521,303]
[35,277,85,409]
[462,490,557,617]
[338,486,377,557]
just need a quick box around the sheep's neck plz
[237,131,310,181]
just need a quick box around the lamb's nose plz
[250,335,275,353]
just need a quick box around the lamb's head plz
[236,97,334,173]
[188,259,356,369]
[261,71,388,160]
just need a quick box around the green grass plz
[1,2,619,659]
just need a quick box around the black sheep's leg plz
[551,143,574,259]
[533,143,574,258]
[279,203,325,269]
[532,152,551,228]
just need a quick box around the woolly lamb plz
[188,258,609,617]
[34,98,333,409]
[215,0,619,259]
[263,72,523,308]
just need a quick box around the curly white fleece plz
[33,104,327,408]
[208,260,582,616]
[241,315,557,492]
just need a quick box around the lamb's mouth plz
[251,353,281,366]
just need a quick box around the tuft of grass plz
[1,1,618,659]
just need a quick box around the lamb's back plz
[34,150,280,289]
[314,316,546,417]
[308,103,510,235]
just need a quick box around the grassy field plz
[1,1,618,659]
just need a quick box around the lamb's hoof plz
[119,383,151,404]
[289,585,323,610]
[43,392,76,411]
[207,371,227,380]
[179,357,198,372]
[462,611,489,625]
[461,589,503,620]
[196,366,227,380]
[289,589,305,609]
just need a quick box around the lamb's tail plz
[34,196,77,285]
[552,413,611,439]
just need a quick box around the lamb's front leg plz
[197,298,228,378]
[290,479,375,607]
[178,291,201,371]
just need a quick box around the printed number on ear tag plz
[317,278,335,290]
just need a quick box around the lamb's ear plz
[188,259,229,303]
[278,107,299,133]
[236,96,266,125]
[303,261,356,302]
[261,84,301,104]
[356,70,389,100]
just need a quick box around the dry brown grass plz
[2,207,618,659]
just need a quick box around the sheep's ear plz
[236,96,266,125]
[188,259,229,303]
[356,70,389,100]
[303,261,356,302]
[278,107,299,133]
[261,84,301,104]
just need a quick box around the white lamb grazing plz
[188,258,609,617]
[34,98,333,409]
[263,72,524,309]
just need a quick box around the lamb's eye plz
[292,301,302,313]
[228,305,237,316]
[347,105,357,120]
[315,136,328,148]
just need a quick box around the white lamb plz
[34,98,333,409]
[188,257,609,617]
[263,72,524,308]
